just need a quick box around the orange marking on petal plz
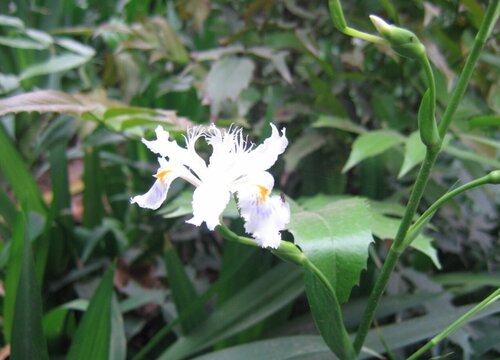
[154,169,172,182]
[257,185,269,203]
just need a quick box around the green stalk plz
[404,171,500,247]
[352,1,500,354]
[353,149,439,353]
[407,288,500,360]
[328,0,386,44]
[343,27,386,44]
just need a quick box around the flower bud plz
[369,15,425,60]
[489,170,500,184]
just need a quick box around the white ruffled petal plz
[187,183,230,230]
[237,172,289,249]
[130,180,170,210]
[245,124,288,172]
[238,193,290,249]
[142,126,207,181]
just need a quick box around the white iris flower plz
[131,124,290,248]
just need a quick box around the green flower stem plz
[407,288,500,360]
[216,222,306,266]
[353,148,439,353]
[343,27,387,44]
[217,222,355,358]
[438,0,500,138]
[353,2,500,353]
[216,223,260,248]
[404,171,500,248]
[328,0,386,44]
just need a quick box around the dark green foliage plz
[0,1,498,359]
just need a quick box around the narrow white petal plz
[187,183,230,230]
[130,180,169,210]
[241,124,288,174]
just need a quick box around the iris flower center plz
[154,169,172,182]
[257,185,269,203]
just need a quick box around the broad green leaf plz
[193,335,332,360]
[289,198,373,303]
[284,132,326,172]
[164,238,205,333]
[445,144,500,168]
[56,38,95,57]
[67,268,114,360]
[434,272,500,288]
[110,295,126,360]
[0,125,46,214]
[157,263,303,360]
[119,287,167,313]
[0,91,191,133]
[0,15,24,29]
[459,133,500,150]
[342,130,404,172]
[25,29,53,46]
[0,73,20,94]
[469,114,500,128]
[11,213,49,360]
[147,17,189,64]
[371,212,441,268]
[20,53,92,80]
[193,302,500,360]
[398,131,426,178]
[0,90,107,116]
[134,250,257,360]
[304,270,355,359]
[312,115,366,134]
[0,36,47,49]
[204,56,255,116]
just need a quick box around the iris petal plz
[238,194,290,248]
[130,180,170,210]
[187,183,230,230]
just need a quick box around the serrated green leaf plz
[342,130,404,172]
[67,268,114,360]
[312,115,366,134]
[10,213,49,360]
[398,131,426,178]
[289,198,373,304]
[371,212,441,268]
